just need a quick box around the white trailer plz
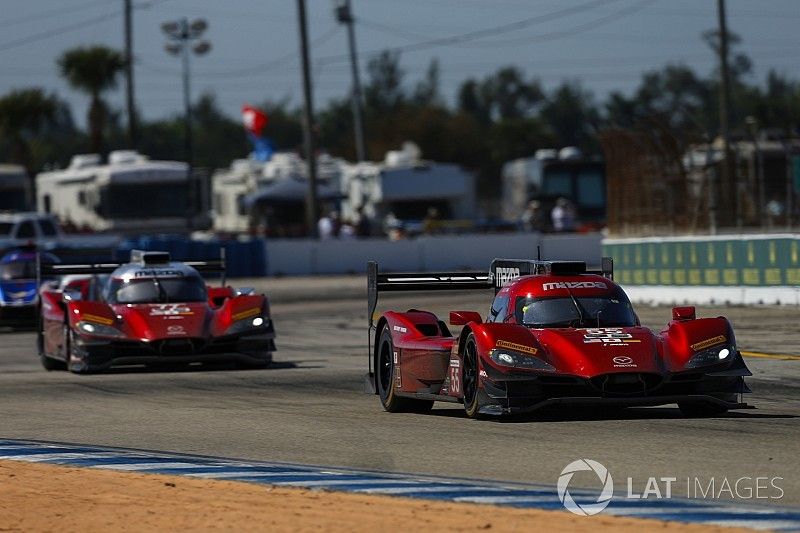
[340,142,477,231]
[211,152,345,234]
[36,151,210,234]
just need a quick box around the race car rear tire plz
[462,333,482,419]
[376,324,433,413]
[678,401,729,417]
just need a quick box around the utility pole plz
[717,0,737,228]
[335,0,367,162]
[297,0,319,238]
[124,0,137,148]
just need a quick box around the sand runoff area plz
[0,460,752,532]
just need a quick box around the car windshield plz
[106,276,207,304]
[0,222,13,237]
[515,292,636,328]
[0,262,37,280]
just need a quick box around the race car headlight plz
[489,348,555,371]
[686,345,734,368]
[76,320,125,338]
[225,316,270,335]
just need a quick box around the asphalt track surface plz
[1,276,799,508]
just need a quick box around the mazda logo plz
[613,356,633,365]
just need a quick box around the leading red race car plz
[365,258,752,418]
[37,250,275,373]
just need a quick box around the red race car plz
[37,250,275,373]
[365,258,751,418]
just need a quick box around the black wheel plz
[376,324,433,413]
[462,333,481,419]
[678,402,729,417]
[40,353,66,371]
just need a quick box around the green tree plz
[0,88,57,187]
[57,45,126,154]
[541,81,599,151]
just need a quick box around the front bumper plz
[70,325,276,370]
[478,355,752,415]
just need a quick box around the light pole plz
[334,0,367,163]
[162,18,211,232]
[297,0,319,238]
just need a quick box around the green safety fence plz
[602,235,800,287]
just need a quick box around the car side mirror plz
[449,311,482,326]
[672,306,695,321]
[63,288,82,302]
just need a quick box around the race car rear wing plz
[489,257,613,293]
[365,261,491,393]
[37,248,228,286]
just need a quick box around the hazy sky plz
[1,0,798,130]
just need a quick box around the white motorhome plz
[340,142,477,231]
[212,152,345,234]
[37,150,210,234]
[0,164,30,211]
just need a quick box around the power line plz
[315,0,624,65]
[0,0,110,30]
[138,24,341,78]
[0,0,175,54]
[0,10,122,53]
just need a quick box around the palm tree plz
[58,45,125,153]
[0,88,57,194]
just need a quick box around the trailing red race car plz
[365,258,752,418]
[37,250,275,373]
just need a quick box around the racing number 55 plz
[449,364,461,395]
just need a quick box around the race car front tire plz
[40,353,66,371]
[376,323,433,413]
[462,333,482,419]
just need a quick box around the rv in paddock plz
[36,150,210,234]
[502,147,606,230]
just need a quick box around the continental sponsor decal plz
[691,335,727,351]
[232,307,261,321]
[495,340,537,355]
[82,313,114,326]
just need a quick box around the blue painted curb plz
[0,439,797,531]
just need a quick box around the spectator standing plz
[422,207,441,235]
[355,206,372,237]
[318,210,340,239]
[520,200,545,232]
[551,197,576,232]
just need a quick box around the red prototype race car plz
[366,258,752,418]
[37,250,275,373]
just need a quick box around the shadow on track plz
[424,406,797,423]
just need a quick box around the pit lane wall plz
[603,234,800,306]
[265,233,601,276]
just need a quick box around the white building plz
[36,150,210,234]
